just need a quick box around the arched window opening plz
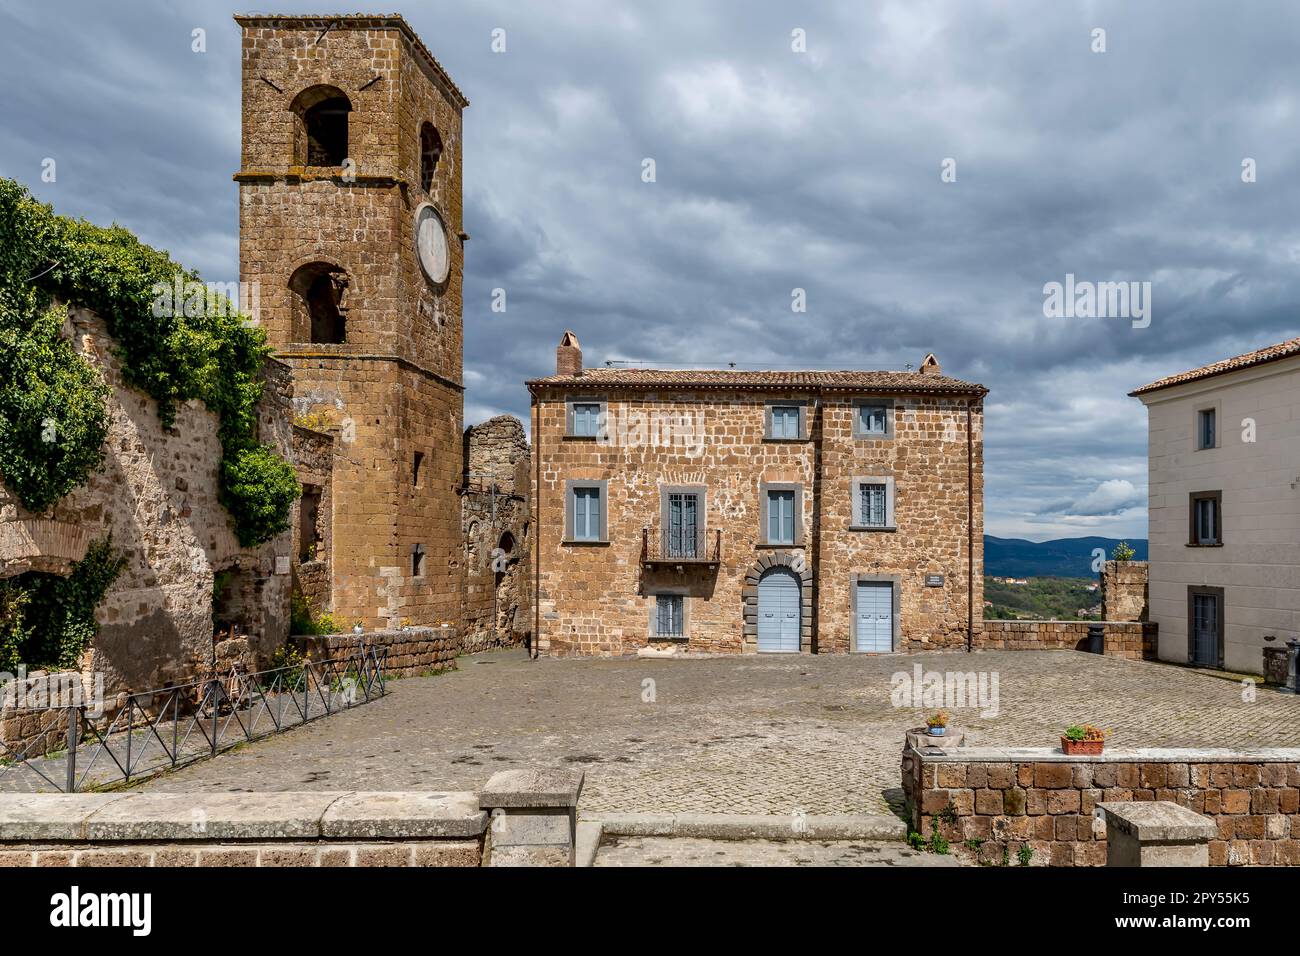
[498,531,515,556]
[420,122,442,192]
[289,262,350,344]
[291,86,352,167]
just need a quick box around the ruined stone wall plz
[0,305,292,700]
[462,417,531,653]
[291,424,334,616]
[1101,560,1148,622]
[533,389,981,656]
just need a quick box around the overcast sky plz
[3,0,1297,542]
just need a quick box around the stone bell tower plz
[235,14,468,628]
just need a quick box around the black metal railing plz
[0,644,387,793]
[640,528,722,565]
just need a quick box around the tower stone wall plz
[237,14,468,629]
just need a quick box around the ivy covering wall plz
[0,178,297,546]
[0,539,125,672]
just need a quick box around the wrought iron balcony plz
[640,528,722,569]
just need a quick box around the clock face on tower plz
[414,203,450,285]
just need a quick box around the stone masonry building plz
[528,332,986,655]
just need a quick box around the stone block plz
[480,769,584,810]
[321,791,486,839]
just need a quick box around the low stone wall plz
[0,791,486,867]
[293,626,461,677]
[902,745,1300,866]
[0,671,91,756]
[977,620,1156,661]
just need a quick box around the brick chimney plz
[556,330,582,377]
[919,352,941,375]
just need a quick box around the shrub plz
[1063,723,1106,742]
[1113,541,1136,562]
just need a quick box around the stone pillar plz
[1096,801,1216,867]
[480,769,583,866]
[1100,560,1148,622]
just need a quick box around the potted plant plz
[926,710,950,737]
[1061,723,1106,755]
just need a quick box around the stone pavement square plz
[140,649,1300,816]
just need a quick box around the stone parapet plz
[902,744,1300,866]
[977,620,1156,660]
[293,627,460,677]
[0,791,486,867]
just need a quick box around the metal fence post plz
[64,706,78,794]
[209,679,219,756]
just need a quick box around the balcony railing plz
[640,528,722,568]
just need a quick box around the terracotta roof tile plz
[527,367,987,395]
[1129,335,1300,396]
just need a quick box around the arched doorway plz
[756,566,801,653]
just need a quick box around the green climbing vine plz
[0,538,124,671]
[0,178,297,545]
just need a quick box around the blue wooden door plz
[758,567,801,652]
[855,581,893,652]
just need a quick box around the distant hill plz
[984,536,1148,579]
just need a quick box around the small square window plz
[859,483,887,527]
[572,403,602,437]
[858,404,888,436]
[654,594,684,637]
[1197,408,1216,450]
[769,405,801,439]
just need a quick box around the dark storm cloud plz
[4,0,1297,539]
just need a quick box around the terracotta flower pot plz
[1060,736,1103,755]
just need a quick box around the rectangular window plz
[769,405,801,439]
[412,451,424,487]
[858,404,888,436]
[572,402,602,437]
[655,594,684,637]
[573,486,602,541]
[766,490,796,544]
[852,476,895,529]
[1189,491,1221,545]
[1197,408,1216,450]
[859,483,887,527]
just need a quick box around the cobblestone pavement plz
[594,836,962,866]
[140,649,1300,815]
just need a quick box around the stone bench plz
[1096,801,1217,867]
